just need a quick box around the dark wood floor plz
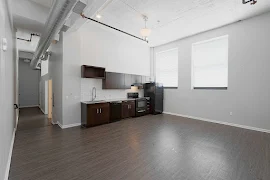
[9,108,270,180]
[16,107,51,131]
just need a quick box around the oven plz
[135,98,147,117]
[127,93,147,117]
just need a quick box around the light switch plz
[2,38,7,51]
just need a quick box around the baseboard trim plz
[39,106,45,114]
[163,112,270,134]
[57,121,81,129]
[4,129,16,180]
[15,115,19,131]
[38,106,48,115]
[19,105,39,108]
[51,120,57,125]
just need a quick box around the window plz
[192,35,228,89]
[156,48,178,88]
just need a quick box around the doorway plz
[18,59,40,108]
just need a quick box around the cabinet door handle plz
[100,108,102,113]
[97,109,99,114]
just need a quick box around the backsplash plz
[81,78,143,101]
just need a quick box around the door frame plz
[48,79,53,120]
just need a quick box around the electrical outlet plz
[230,112,233,116]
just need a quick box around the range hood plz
[131,83,143,88]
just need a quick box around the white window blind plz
[156,48,178,87]
[192,35,228,89]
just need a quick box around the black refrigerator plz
[144,82,164,114]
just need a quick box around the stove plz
[127,93,148,117]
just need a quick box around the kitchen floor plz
[9,109,270,180]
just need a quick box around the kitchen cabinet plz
[131,75,142,84]
[81,65,105,79]
[124,74,132,89]
[102,72,150,89]
[81,103,110,127]
[121,100,135,119]
[102,72,125,89]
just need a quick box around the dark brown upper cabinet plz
[102,72,125,89]
[81,65,105,79]
[102,72,150,90]
[124,74,132,89]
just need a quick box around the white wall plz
[153,12,270,131]
[60,22,151,126]
[79,22,150,102]
[39,78,48,114]
[62,31,81,126]
[39,53,50,115]
[18,51,33,59]
[0,0,16,179]
[80,22,150,75]
[49,33,63,125]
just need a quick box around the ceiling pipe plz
[30,0,78,69]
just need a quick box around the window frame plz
[191,35,229,90]
[155,48,179,88]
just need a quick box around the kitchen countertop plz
[81,98,138,105]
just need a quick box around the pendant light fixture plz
[140,15,151,39]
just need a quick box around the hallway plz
[16,107,51,131]
[9,107,59,180]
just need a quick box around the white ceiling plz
[12,0,51,33]
[29,0,54,8]
[86,0,270,46]
[13,15,46,33]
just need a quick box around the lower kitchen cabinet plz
[121,100,135,119]
[81,103,110,127]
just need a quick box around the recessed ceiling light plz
[96,14,102,19]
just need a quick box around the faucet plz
[91,87,96,101]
